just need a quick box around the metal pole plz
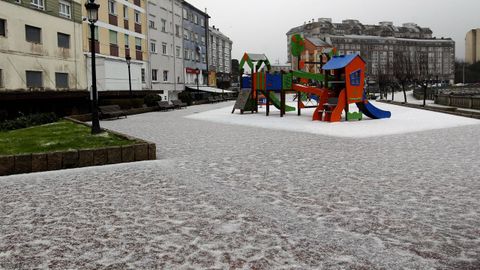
[90,22,101,134]
[128,62,132,97]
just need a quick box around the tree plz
[393,52,414,103]
[377,68,392,100]
[414,52,431,107]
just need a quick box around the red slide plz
[292,84,329,121]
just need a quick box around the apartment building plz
[287,19,455,83]
[465,29,480,64]
[82,0,147,91]
[208,25,232,88]
[182,1,208,87]
[0,0,87,91]
[147,0,184,101]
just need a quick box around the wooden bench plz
[171,100,187,109]
[99,105,127,119]
[157,101,175,111]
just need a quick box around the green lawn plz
[0,120,137,155]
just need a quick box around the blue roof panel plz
[322,54,360,70]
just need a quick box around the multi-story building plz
[465,29,480,64]
[182,1,208,88]
[287,19,455,83]
[0,0,87,91]
[82,0,148,91]
[208,25,232,88]
[147,0,184,101]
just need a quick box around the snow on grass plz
[186,101,479,138]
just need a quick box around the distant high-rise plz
[465,29,480,64]
[287,19,455,83]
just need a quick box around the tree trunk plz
[423,85,427,107]
[402,83,407,104]
[391,86,395,101]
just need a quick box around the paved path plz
[1,102,479,269]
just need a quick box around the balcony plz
[134,23,142,34]
[109,14,118,26]
[124,19,129,30]
[110,44,119,57]
[89,39,100,53]
[136,50,143,61]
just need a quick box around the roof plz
[246,53,269,62]
[306,37,330,47]
[322,54,364,70]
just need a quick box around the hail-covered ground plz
[1,102,480,269]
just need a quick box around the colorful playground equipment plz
[232,35,391,122]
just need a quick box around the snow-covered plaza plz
[1,101,480,269]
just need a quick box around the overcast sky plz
[187,0,479,64]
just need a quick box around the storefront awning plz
[185,85,235,94]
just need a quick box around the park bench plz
[99,105,127,119]
[157,101,175,111]
[171,100,187,109]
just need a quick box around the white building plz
[147,0,184,101]
[0,0,87,91]
[209,25,232,88]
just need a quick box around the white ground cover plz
[187,101,480,138]
[1,102,479,269]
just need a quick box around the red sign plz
[186,68,200,74]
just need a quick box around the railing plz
[435,94,480,110]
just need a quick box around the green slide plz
[259,90,295,112]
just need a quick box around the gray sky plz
[188,0,479,64]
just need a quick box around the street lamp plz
[126,54,132,97]
[85,0,101,134]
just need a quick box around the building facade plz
[0,0,87,91]
[182,1,208,87]
[82,0,148,91]
[465,29,480,64]
[208,26,232,88]
[287,19,455,83]
[147,0,184,101]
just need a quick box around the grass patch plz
[0,120,137,155]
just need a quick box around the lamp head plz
[85,0,100,23]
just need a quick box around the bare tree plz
[415,52,431,107]
[377,68,392,100]
[393,52,414,103]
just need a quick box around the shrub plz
[144,94,162,107]
[0,112,59,131]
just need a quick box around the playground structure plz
[232,35,391,122]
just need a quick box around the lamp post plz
[85,0,101,134]
[126,54,132,97]
[195,68,200,91]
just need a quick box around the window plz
[141,68,145,83]
[124,34,129,48]
[183,8,187,19]
[135,37,141,50]
[0,19,5,37]
[0,69,3,88]
[55,72,68,88]
[134,11,140,24]
[162,42,167,55]
[59,0,71,18]
[26,71,42,88]
[108,0,116,15]
[200,18,204,27]
[109,30,117,45]
[184,49,188,60]
[149,20,155,29]
[150,41,156,53]
[194,14,198,24]
[57,32,70,48]
[175,24,180,37]
[201,36,205,45]
[350,69,361,86]
[152,69,158,81]
[183,28,188,40]
[123,5,128,19]
[30,0,44,10]
[93,26,99,41]
[25,25,41,44]
[161,19,166,32]
[176,46,181,58]
[163,71,168,82]
[194,33,198,42]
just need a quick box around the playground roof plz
[322,54,365,70]
[247,54,269,61]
